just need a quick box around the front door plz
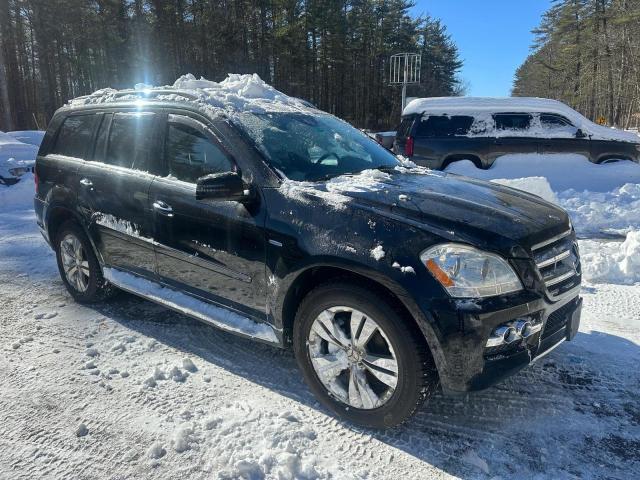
[491,113,540,161]
[77,111,162,278]
[538,113,591,160]
[150,113,267,319]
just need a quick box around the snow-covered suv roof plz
[68,73,316,117]
[403,96,639,143]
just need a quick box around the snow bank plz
[0,173,34,209]
[0,132,38,177]
[558,183,640,237]
[580,231,640,285]
[70,73,313,115]
[445,157,640,237]
[6,130,45,147]
[403,96,639,143]
[445,155,640,192]
[491,176,558,204]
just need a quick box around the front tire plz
[293,282,437,428]
[54,221,116,303]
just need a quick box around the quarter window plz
[105,113,157,172]
[51,115,99,158]
[493,113,532,131]
[415,115,474,137]
[165,122,234,183]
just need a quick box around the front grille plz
[531,230,581,299]
[542,301,574,339]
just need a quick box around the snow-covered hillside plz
[1,159,639,478]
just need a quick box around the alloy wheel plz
[60,233,90,292]
[307,306,399,409]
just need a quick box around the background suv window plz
[540,114,572,128]
[165,122,233,183]
[493,113,532,131]
[415,115,474,137]
[51,114,99,158]
[105,113,156,172]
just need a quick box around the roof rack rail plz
[111,89,202,101]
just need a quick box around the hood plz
[320,169,570,255]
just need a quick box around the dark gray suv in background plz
[394,97,640,170]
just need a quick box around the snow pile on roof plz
[580,231,640,284]
[70,73,313,115]
[403,96,639,143]
[445,154,640,192]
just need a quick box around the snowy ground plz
[1,168,640,479]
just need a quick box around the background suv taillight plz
[405,136,414,157]
[34,168,39,194]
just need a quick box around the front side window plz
[51,114,99,158]
[493,113,532,131]
[235,112,399,181]
[105,112,157,172]
[540,114,573,129]
[415,115,474,137]
[165,122,234,183]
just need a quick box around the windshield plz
[235,112,400,181]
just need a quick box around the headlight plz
[8,167,29,177]
[420,243,522,298]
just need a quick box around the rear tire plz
[293,282,437,428]
[54,221,117,303]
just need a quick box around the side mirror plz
[575,128,587,139]
[195,171,250,202]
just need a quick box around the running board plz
[103,267,279,345]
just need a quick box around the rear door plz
[77,111,162,277]
[491,113,540,160]
[538,113,591,160]
[150,113,267,318]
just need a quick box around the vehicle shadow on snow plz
[94,292,640,479]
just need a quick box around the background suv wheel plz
[293,281,438,428]
[54,221,117,303]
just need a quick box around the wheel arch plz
[46,205,104,265]
[279,264,447,379]
[442,154,483,170]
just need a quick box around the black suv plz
[35,88,582,428]
[395,108,640,170]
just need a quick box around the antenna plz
[389,53,421,113]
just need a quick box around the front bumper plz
[435,288,582,395]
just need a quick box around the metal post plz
[402,57,408,111]
[402,84,407,112]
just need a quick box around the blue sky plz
[411,0,552,97]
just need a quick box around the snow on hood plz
[403,96,639,143]
[69,73,314,115]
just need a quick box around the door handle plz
[79,178,93,187]
[153,200,173,217]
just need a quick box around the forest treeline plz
[513,0,640,129]
[0,0,464,131]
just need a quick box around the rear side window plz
[493,113,532,131]
[415,115,474,137]
[105,113,157,172]
[51,115,99,158]
[165,121,234,183]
